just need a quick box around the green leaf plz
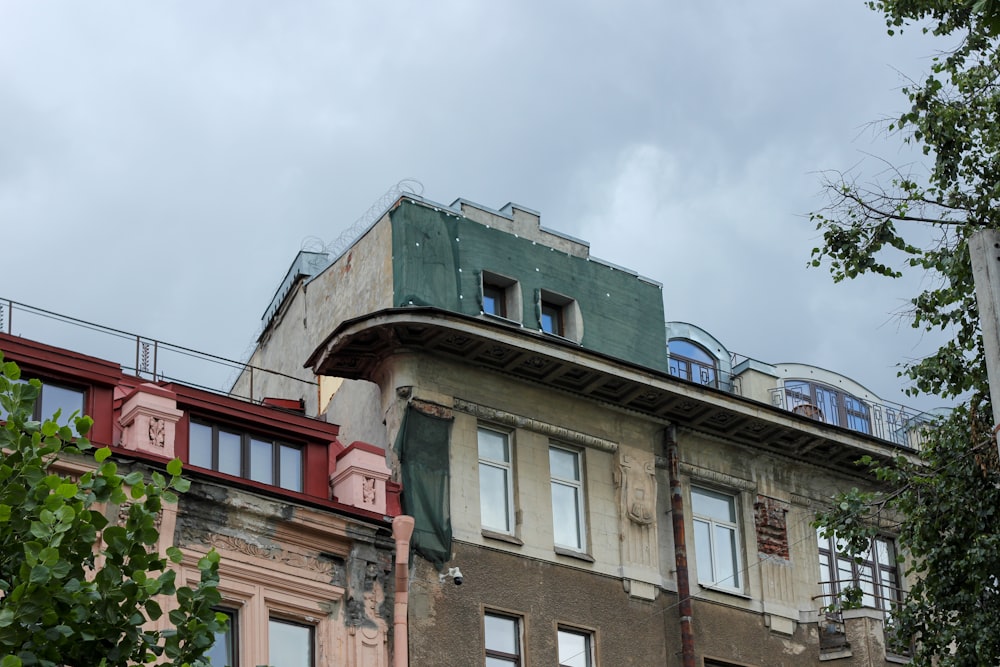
[94,446,112,463]
[166,458,183,476]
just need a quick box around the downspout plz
[392,515,415,667]
[666,425,696,667]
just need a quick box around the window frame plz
[691,486,743,592]
[188,419,304,492]
[783,380,872,434]
[549,444,587,553]
[478,426,516,536]
[206,608,239,667]
[817,529,901,613]
[668,339,719,389]
[483,611,523,666]
[537,289,581,342]
[0,378,87,423]
[557,626,595,667]
[481,271,521,323]
[268,616,315,667]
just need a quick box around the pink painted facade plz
[1,332,408,667]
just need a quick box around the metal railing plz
[0,298,315,405]
[770,385,934,450]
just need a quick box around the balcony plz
[771,382,933,450]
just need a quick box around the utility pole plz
[967,228,1000,458]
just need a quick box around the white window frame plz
[549,444,586,552]
[478,426,516,535]
[691,486,743,592]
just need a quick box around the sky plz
[0,1,954,412]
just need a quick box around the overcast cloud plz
[0,1,952,412]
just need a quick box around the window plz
[783,380,871,435]
[478,427,515,534]
[558,627,594,667]
[206,609,238,667]
[541,301,563,335]
[668,339,718,388]
[550,446,585,551]
[484,612,522,666]
[0,379,85,423]
[269,618,314,667]
[692,487,741,590]
[537,289,581,341]
[189,421,303,492]
[817,529,901,612]
[481,272,521,322]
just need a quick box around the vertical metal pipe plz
[392,515,415,667]
[667,425,696,667]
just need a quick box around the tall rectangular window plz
[692,487,741,590]
[189,421,303,492]
[269,618,313,667]
[206,609,238,667]
[550,445,585,551]
[484,612,522,666]
[558,627,594,667]
[478,427,514,534]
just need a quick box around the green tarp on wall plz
[396,404,453,570]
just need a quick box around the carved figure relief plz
[148,417,166,448]
[362,476,376,505]
[617,454,656,525]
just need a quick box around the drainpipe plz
[392,515,415,667]
[666,425,696,667]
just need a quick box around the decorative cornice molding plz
[453,398,618,452]
[207,533,340,577]
[679,462,756,491]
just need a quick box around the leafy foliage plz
[811,2,1000,664]
[0,352,225,667]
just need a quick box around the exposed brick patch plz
[754,495,790,560]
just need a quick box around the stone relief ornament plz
[148,417,166,448]
[362,476,376,505]
[616,453,656,525]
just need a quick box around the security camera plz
[439,566,464,585]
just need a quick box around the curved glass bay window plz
[668,339,718,388]
[783,380,871,435]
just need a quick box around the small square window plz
[482,272,521,322]
[484,612,522,666]
[537,289,581,342]
[541,302,563,336]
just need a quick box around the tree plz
[810,2,1000,664]
[0,352,225,667]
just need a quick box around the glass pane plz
[269,619,312,667]
[479,463,510,532]
[189,422,213,469]
[478,429,509,462]
[552,482,581,549]
[692,487,735,523]
[714,524,739,588]
[549,448,579,481]
[486,658,517,667]
[249,438,273,484]
[693,519,713,583]
[558,629,590,667]
[218,430,242,477]
[484,614,517,653]
[279,444,302,492]
[206,610,236,667]
[40,384,84,422]
[668,339,714,365]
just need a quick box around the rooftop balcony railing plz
[0,298,314,406]
[771,384,933,450]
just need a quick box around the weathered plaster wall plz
[408,542,674,667]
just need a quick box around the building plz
[237,193,926,666]
[0,330,409,667]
